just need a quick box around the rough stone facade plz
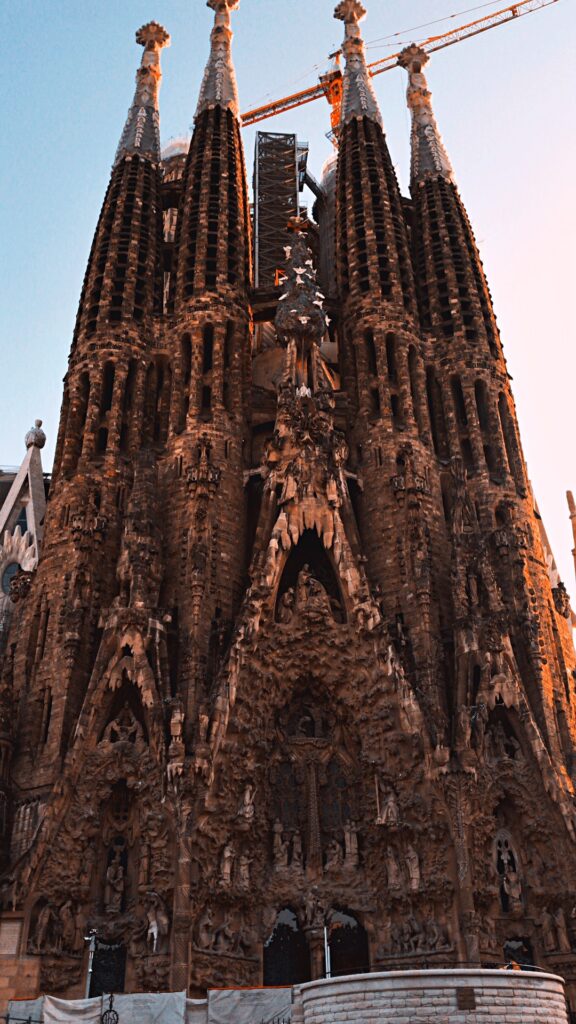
[2,0,576,1013]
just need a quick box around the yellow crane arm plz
[240,0,561,129]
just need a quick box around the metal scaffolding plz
[253,132,308,289]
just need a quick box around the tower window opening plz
[451,376,468,427]
[474,380,490,432]
[369,386,381,420]
[201,385,212,419]
[426,367,449,460]
[100,361,116,415]
[202,324,214,373]
[385,333,397,383]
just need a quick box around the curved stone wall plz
[292,968,569,1024]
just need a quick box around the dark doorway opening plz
[263,908,311,987]
[328,909,369,977]
[89,941,126,996]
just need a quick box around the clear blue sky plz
[1,0,575,586]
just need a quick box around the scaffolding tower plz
[253,132,309,289]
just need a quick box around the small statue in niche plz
[104,848,125,914]
[385,847,402,890]
[541,908,558,953]
[405,845,420,891]
[277,588,296,625]
[554,906,572,953]
[146,892,170,954]
[344,822,359,869]
[197,906,215,950]
[304,888,324,929]
[325,837,344,871]
[221,843,235,886]
[238,853,252,889]
[377,783,400,827]
[30,902,53,953]
[169,700,184,746]
[502,870,522,913]
[238,783,256,823]
[291,830,304,871]
[273,821,290,870]
[102,702,143,746]
[456,705,472,750]
[59,900,77,953]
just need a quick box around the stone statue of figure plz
[33,903,52,952]
[238,853,252,889]
[503,870,522,911]
[277,588,295,624]
[104,850,125,914]
[386,847,402,890]
[170,700,184,744]
[541,908,557,952]
[59,900,76,952]
[146,893,170,954]
[102,702,143,745]
[405,845,420,891]
[554,906,571,953]
[457,705,472,749]
[197,906,215,950]
[273,821,290,869]
[379,788,400,826]
[325,837,344,871]
[221,843,234,886]
[291,830,303,870]
[238,784,256,822]
[344,822,359,869]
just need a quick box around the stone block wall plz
[0,957,40,1016]
[293,969,569,1024]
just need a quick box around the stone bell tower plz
[1,0,576,1012]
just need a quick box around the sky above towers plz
[1,0,575,586]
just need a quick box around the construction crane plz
[241,0,561,135]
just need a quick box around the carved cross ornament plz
[334,0,367,24]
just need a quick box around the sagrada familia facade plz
[2,0,576,1007]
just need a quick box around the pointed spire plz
[398,45,453,186]
[334,0,382,128]
[196,0,241,121]
[114,22,170,168]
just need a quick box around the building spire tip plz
[135,22,170,50]
[334,0,367,24]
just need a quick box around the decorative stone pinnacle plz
[334,0,382,128]
[398,45,453,185]
[196,0,240,120]
[114,22,169,167]
[135,21,170,51]
[334,0,366,25]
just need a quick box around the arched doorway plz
[328,909,369,977]
[263,908,311,986]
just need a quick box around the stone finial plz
[398,45,454,185]
[196,0,241,120]
[334,0,367,26]
[334,0,382,128]
[25,419,46,450]
[114,22,170,168]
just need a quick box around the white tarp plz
[207,989,292,1024]
[8,996,44,1021]
[186,999,208,1024]
[42,992,187,1024]
[9,989,289,1024]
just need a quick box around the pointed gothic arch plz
[275,529,346,623]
